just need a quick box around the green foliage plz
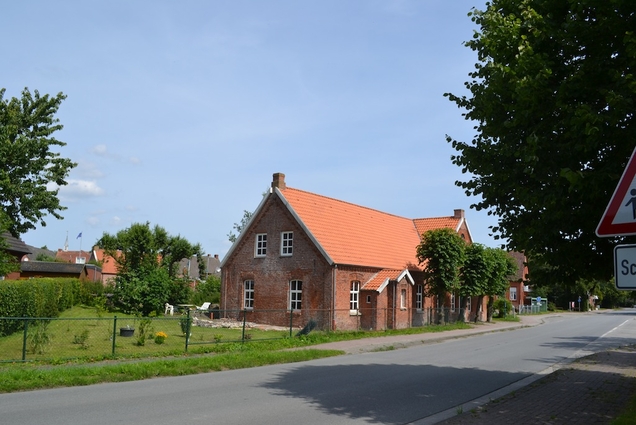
[135,318,153,346]
[445,1,636,285]
[190,276,220,306]
[169,277,193,306]
[416,228,466,300]
[113,267,171,316]
[28,321,52,354]
[96,222,203,280]
[493,298,513,318]
[179,315,192,335]
[227,210,253,243]
[0,88,77,237]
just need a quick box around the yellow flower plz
[155,331,168,338]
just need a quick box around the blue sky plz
[5,0,497,258]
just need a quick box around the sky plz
[4,0,497,259]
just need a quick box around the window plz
[416,285,423,310]
[450,293,456,312]
[366,295,371,304]
[281,231,293,256]
[243,280,254,309]
[350,281,360,311]
[510,287,517,301]
[400,289,407,309]
[255,233,267,257]
[466,296,472,312]
[289,280,302,310]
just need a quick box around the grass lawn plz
[0,305,475,393]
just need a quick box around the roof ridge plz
[284,186,413,221]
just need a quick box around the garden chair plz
[196,302,211,316]
[164,303,174,316]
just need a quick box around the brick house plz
[505,252,529,311]
[221,173,483,331]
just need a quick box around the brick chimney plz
[272,172,286,190]
[453,209,465,219]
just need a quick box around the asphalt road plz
[1,312,634,425]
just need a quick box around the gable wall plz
[222,195,333,328]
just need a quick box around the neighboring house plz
[56,249,90,264]
[505,252,529,311]
[90,248,118,285]
[1,233,31,280]
[177,254,222,280]
[23,245,57,262]
[19,261,101,281]
[221,173,483,331]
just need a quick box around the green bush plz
[493,298,513,318]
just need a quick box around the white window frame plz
[510,287,517,301]
[466,296,472,312]
[450,293,456,312]
[350,281,360,312]
[255,233,267,257]
[400,289,407,309]
[416,284,423,311]
[289,280,302,311]
[280,231,293,256]
[243,280,254,310]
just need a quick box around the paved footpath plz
[313,314,636,424]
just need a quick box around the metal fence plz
[0,307,475,363]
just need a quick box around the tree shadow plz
[260,363,527,424]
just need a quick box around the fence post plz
[22,318,29,361]
[112,316,117,356]
[185,308,191,352]
[289,309,293,338]
[241,309,247,343]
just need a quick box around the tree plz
[96,222,203,315]
[445,1,636,285]
[227,210,253,243]
[416,228,466,322]
[0,88,77,237]
[458,243,490,322]
[483,248,517,322]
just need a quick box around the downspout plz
[392,282,396,330]
[332,264,337,331]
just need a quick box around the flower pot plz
[120,328,135,337]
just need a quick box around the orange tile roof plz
[280,187,423,270]
[413,217,462,236]
[362,269,414,291]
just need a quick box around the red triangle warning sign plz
[597,147,636,237]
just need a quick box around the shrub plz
[154,331,167,344]
[493,298,513,318]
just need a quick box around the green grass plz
[613,393,636,424]
[0,306,474,393]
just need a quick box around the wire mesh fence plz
[0,306,476,363]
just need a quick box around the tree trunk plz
[474,295,484,323]
[486,297,495,322]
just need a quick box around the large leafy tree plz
[0,88,77,237]
[96,222,204,315]
[446,1,636,285]
[483,248,518,321]
[416,228,467,315]
[458,243,490,321]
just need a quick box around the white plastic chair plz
[164,303,174,316]
[196,302,211,313]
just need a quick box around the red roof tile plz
[362,269,413,291]
[279,187,423,270]
[413,217,462,236]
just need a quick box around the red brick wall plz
[222,195,334,329]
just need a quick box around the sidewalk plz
[313,315,636,424]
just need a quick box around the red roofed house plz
[221,173,480,331]
[90,248,119,285]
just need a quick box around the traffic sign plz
[613,244,636,289]
[597,147,636,237]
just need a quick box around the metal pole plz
[112,316,117,356]
[241,309,247,343]
[185,308,191,352]
[22,318,29,361]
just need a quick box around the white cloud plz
[53,179,105,200]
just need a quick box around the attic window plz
[281,232,293,256]
[255,234,267,257]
